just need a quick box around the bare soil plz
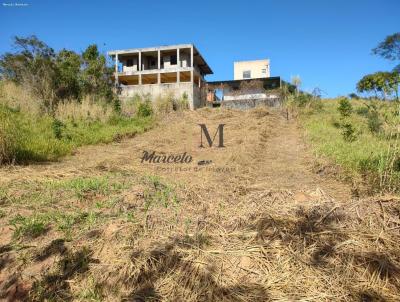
[0,107,399,301]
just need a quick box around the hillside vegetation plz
[282,93,400,194]
[0,81,154,163]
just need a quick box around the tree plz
[55,49,81,100]
[81,44,113,100]
[0,35,58,110]
[372,32,400,72]
[357,74,378,98]
[357,72,399,100]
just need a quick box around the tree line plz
[0,35,113,112]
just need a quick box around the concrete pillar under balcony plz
[157,50,161,84]
[190,46,194,83]
[177,48,180,83]
[139,51,142,72]
[115,53,119,85]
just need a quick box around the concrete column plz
[115,53,119,85]
[177,48,180,83]
[138,51,142,85]
[190,46,194,83]
[157,49,161,84]
[138,51,141,71]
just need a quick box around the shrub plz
[341,122,357,142]
[136,100,153,117]
[113,98,122,114]
[366,111,382,134]
[338,97,352,117]
[52,118,65,139]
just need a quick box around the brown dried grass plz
[55,96,114,122]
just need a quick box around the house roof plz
[107,44,213,75]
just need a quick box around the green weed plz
[143,175,179,211]
[10,214,49,239]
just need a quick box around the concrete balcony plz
[115,66,194,77]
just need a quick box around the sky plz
[0,0,399,97]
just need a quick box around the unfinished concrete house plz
[107,44,212,109]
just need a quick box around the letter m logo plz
[198,124,225,148]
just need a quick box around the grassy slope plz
[301,99,400,192]
[0,104,153,163]
[1,109,399,301]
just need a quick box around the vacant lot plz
[0,107,399,301]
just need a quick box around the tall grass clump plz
[154,92,190,114]
[0,104,73,163]
[0,105,19,164]
[301,98,400,193]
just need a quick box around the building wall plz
[193,85,205,108]
[180,53,190,68]
[122,57,138,73]
[234,59,270,80]
[119,83,201,109]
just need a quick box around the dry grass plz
[154,92,190,115]
[55,96,114,122]
[0,81,114,123]
[0,81,41,115]
[0,107,399,301]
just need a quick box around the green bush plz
[52,118,65,139]
[113,98,122,114]
[341,122,357,142]
[366,111,382,134]
[338,97,353,117]
[136,100,153,117]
